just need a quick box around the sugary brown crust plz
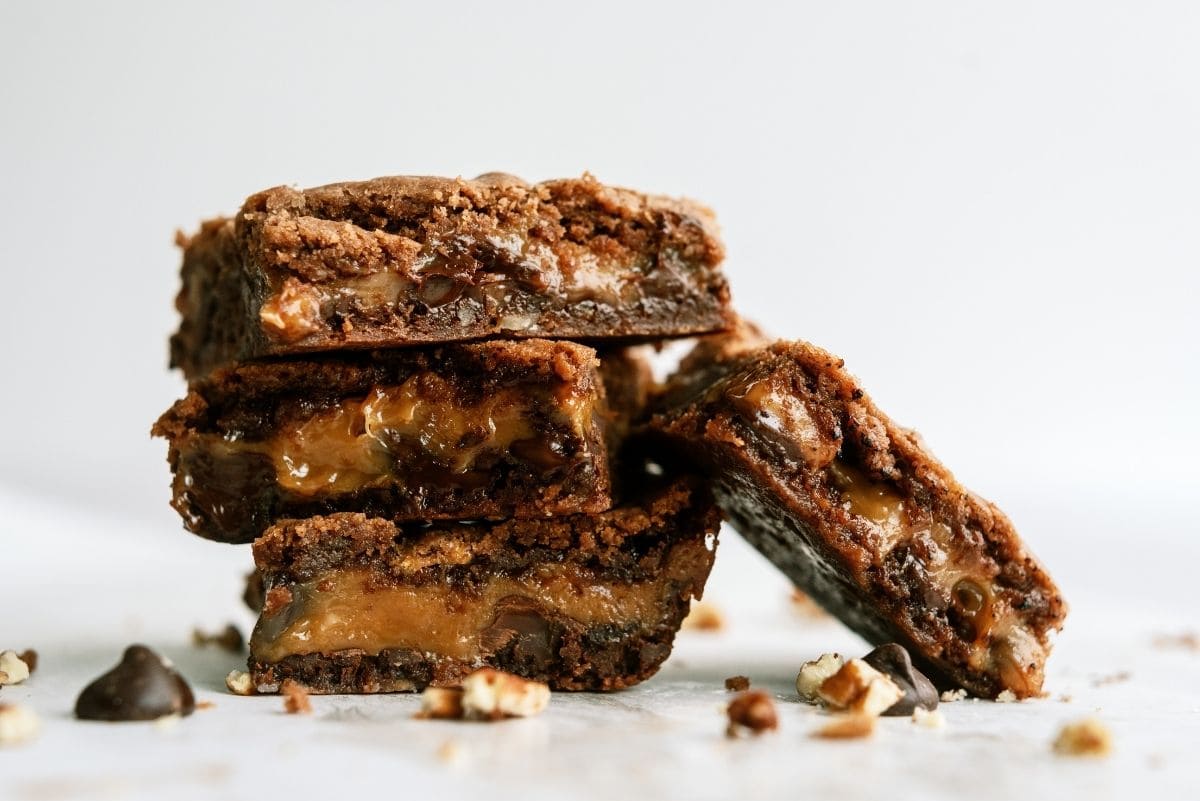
[249,478,721,693]
[171,173,732,378]
[153,340,629,544]
[644,328,1066,699]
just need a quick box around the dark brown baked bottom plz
[643,325,1066,699]
[153,340,640,544]
[247,477,720,693]
[171,173,732,379]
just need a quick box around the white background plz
[1,3,1198,799]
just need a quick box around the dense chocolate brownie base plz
[153,340,638,544]
[247,477,720,693]
[171,173,732,379]
[643,325,1066,699]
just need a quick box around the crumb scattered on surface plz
[789,588,829,619]
[1092,671,1131,687]
[814,714,875,739]
[725,691,778,737]
[417,687,465,720]
[191,624,245,653]
[796,653,844,702]
[940,688,968,702]
[461,669,549,720]
[281,680,312,714]
[17,650,37,674]
[725,675,750,692]
[1152,631,1199,652]
[437,739,466,765]
[0,651,31,686]
[682,601,725,632]
[195,700,216,710]
[818,658,901,717]
[995,689,1018,703]
[225,670,255,696]
[1053,717,1113,757]
[1058,694,1074,703]
[912,708,945,729]
[0,704,39,745]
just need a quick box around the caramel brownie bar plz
[154,340,641,544]
[171,173,731,378]
[247,476,720,693]
[644,325,1066,698]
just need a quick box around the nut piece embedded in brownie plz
[643,323,1067,699]
[170,173,732,378]
[153,340,641,544]
[245,475,720,694]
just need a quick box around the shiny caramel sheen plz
[200,372,594,497]
[250,553,701,664]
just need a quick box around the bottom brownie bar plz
[248,477,720,693]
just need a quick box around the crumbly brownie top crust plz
[170,174,732,377]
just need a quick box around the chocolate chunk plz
[862,643,938,716]
[74,645,195,721]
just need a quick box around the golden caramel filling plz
[726,373,838,469]
[205,373,593,497]
[727,371,1042,691]
[252,564,682,664]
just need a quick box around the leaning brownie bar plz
[170,173,731,378]
[153,340,633,544]
[247,476,720,693]
[643,324,1066,699]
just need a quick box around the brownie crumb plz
[1053,718,1113,757]
[195,700,216,711]
[1152,631,1199,651]
[725,691,778,737]
[1092,671,1131,687]
[725,675,750,692]
[813,714,875,739]
[191,624,245,654]
[940,688,968,702]
[683,602,725,632]
[281,680,312,714]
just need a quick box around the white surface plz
[1,488,1198,801]
[2,2,1199,799]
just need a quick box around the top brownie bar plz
[171,173,732,378]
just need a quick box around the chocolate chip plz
[74,645,195,722]
[862,643,938,716]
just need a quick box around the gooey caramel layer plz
[251,557,696,665]
[727,371,1045,694]
[198,372,594,497]
[258,235,646,344]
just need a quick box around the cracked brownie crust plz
[154,340,639,544]
[644,325,1066,699]
[171,173,731,378]
[248,477,721,693]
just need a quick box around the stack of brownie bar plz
[156,173,1066,700]
[153,174,731,693]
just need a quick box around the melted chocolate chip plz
[480,597,554,671]
[862,643,938,716]
[75,645,195,721]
